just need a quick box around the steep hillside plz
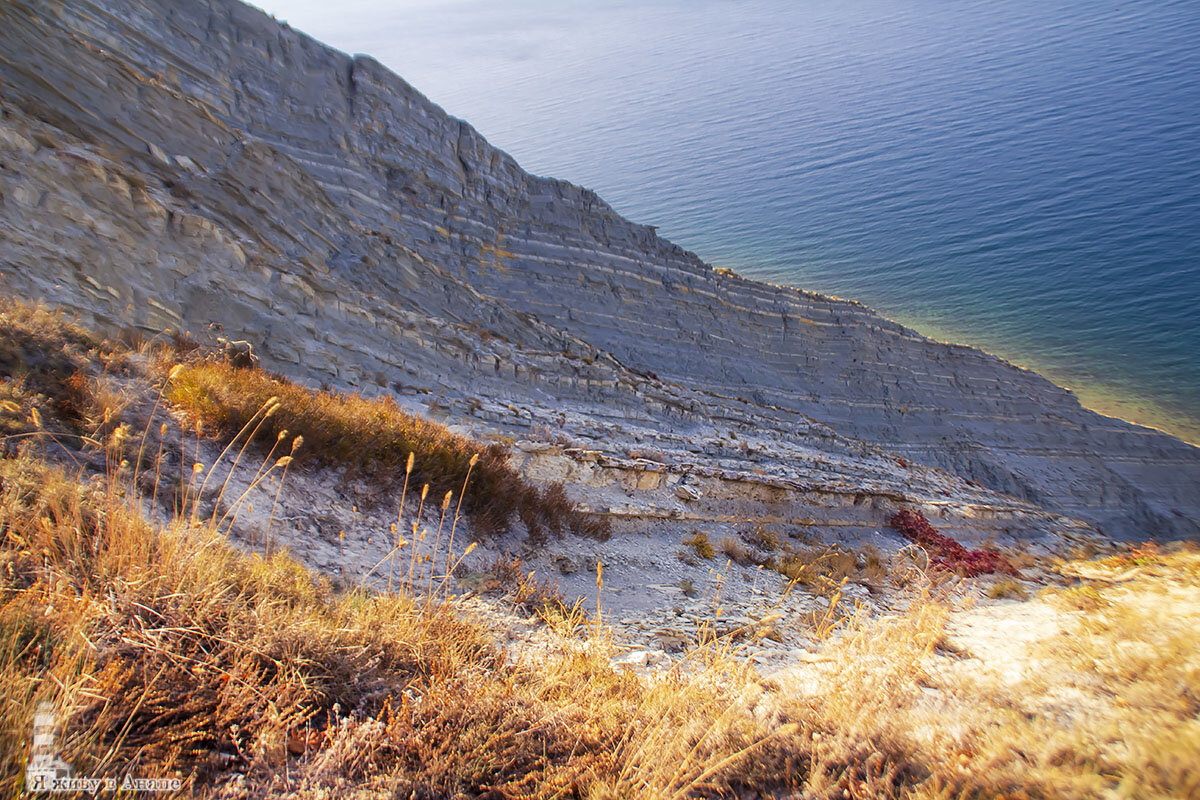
[2,303,1197,798]
[0,0,1197,541]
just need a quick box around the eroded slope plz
[0,0,1197,540]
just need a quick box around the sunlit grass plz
[2,297,1198,798]
[166,360,608,540]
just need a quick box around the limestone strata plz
[0,0,1197,541]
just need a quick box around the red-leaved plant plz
[889,509,1017,577]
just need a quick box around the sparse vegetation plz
[0,299,121,442]
[858,542,889,584]
[889,508,1017,576]
[682,530,715,559]
[1052,583,1108,611]
[6,441,1199,798]
[2,299,1198,798]
[986,577,1028,600]
[742,524,781,552]
[487,552,575,622]
[774,544,858,596]
[166,360,608,540]
[1102,539,1164,569]
[718,535,755,566]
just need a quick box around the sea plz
[255,0,1200,443]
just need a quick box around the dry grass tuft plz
[741,524,781,552]
[774,544,859,596]
[718,536,756,566]
[487,552,576,622]
[1101,539,1167,569]
[166,360,608,539]
[986,577,1028,600]
[1051,583,1108,611]
[0,299,122,441]
[682,531,715,560]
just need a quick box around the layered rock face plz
[1,0,1196,540]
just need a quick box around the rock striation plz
[1,0,1197,541]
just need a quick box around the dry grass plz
[0,453,717,797]
[741,524,781,552]
[4,442,1198,798]
[981,552,1200,798]
[774,544,859,596]
[747,535,894,596]
[3,298,1198,798]
[0,450,817,799]
[485,552,578,623]
[0,454,476,791]
[682,531,715,560]
[718,536,755,567]
[1004,548,1042,572]
[0,299,122,444]
[1097,539,1187,571]
[985,577,1028,600]
[166,360,608,540]
[859,543,889,584]
[754,551,1200,799]
[1051,583,1108,611]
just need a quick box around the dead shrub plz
[719,536,756,567]
[742,524,781,552]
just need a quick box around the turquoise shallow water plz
[258,0,1200,442]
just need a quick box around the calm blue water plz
[259,0,1200,442]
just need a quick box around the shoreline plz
[885,313,1200,447]
[715,266,1200,448]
